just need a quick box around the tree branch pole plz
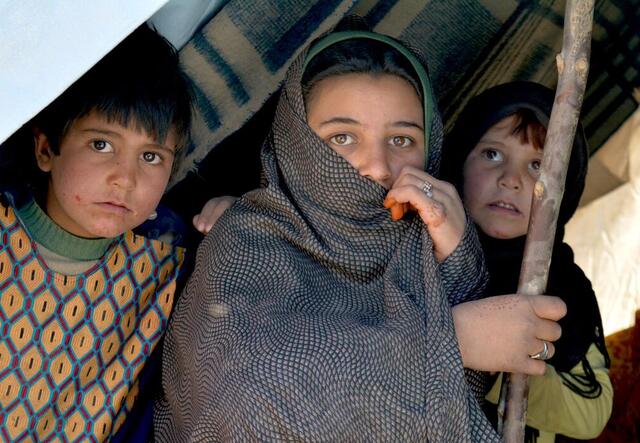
[498,1,595,441]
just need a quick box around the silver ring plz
[422,180,433,199]
[529,341,550,361]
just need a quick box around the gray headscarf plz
[155,31,498,442]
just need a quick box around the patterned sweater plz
[0,197,184,442]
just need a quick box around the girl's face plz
[306,73,425,190]
[462,115,543,239]
[35,111,176,238]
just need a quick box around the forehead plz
[486,115,519,134]
[482,115,542,152]
[307,73,423,115]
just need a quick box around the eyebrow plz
[477,137,505,146]
[317,117,423,130]
[317,117,360,127]
[393,121,423,131]
[81,128,176,154]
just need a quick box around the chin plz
[482,224,523,240]
[85,223,132,239]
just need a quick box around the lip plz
[487,200,522,216]
[96,201,132,214]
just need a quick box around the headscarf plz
[442,81,609,389]
[155,31,498,442]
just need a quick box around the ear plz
[33,128,54,172]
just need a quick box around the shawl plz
[156,32,498,442]
[442,81,609,389]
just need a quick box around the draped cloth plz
[156,33,499,442]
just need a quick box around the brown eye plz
[391,136,412,148]
[329,134,354,146]
[482,149,502,161]
[530,160,541,172]
[91,140,112,152]
[142,151,162,165]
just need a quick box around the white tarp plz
[566,106,640,336]
[0,0,170,144]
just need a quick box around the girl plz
[157,30,564,441]
[442,81,613,442]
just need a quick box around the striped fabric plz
[174,0,639,183]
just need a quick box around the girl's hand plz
[453,294,567,375]
[383,166,466,262]
[193,196,237,234]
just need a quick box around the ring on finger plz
[529,341,550,361]
[422,180,434,199]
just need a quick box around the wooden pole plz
[499,1,595,441]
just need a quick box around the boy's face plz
[35,111,177,238]
[462,115,543,239]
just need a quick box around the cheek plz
[136,172,171,211]
[462,170,486,208]
[394,150,425,173]
[51,164,90,203]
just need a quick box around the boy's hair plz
[0,24,193,189]
[509,109,547,151]
[38,24,193,153]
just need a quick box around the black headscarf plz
[442,81,609,392]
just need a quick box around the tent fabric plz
[173,0,640,183]
[148,0,230,50]
[0,0,170,145]
[565,107,640,336]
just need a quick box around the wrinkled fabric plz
[156,35,498,442]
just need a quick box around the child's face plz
[462,115,543,239]
[307,73,425,190]
[35,111,177,238]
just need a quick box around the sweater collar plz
[16,197,114,260]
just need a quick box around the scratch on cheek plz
[74,195,81,202]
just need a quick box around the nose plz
[356,144,393,188]
[110,155,137,190]
[498,165,523,191]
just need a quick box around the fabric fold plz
[156,33,497,442]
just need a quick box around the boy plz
[0,25,192,442]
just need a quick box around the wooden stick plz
[499,1,595,441]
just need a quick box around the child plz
[0,25,192,442]
[156,24,568,441]
[441,81,613,442]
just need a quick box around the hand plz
[452,294,567,376]
[192,196,237,234]
[383,166,466,262]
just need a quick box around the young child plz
[442,81,613,442]
[0,25,192,442]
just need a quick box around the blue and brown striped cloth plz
[174,0,639,182]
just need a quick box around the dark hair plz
[39,24,192,152]
[301,38,423,108]
[509,109,547,151]
[0,24,193,190]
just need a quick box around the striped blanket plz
[174,0,639,182]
